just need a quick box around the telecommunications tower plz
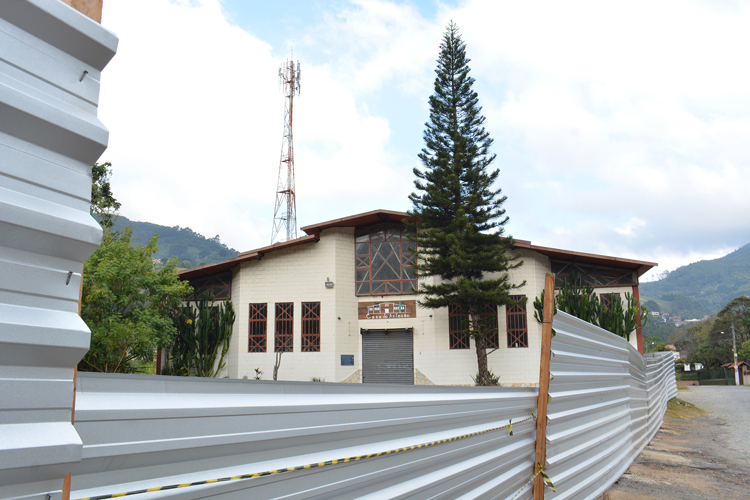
[271,56,301,244]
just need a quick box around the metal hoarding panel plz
[0,0,117,497]
[544,312,677,500]
[70,373,538,500]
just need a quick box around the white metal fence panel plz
[0,1,117,498]
[70,374,539,500]
[544,312,677,500]
[65,314,676,500]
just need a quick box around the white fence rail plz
[67,312,676,500]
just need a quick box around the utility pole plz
[271,55,301,244]
[731,320,740,385]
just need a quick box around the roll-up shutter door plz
[361,328,414,384]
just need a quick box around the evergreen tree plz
[408,22,523,386]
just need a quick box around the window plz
[551,260,636,287]
[600,293,621,310]
[190,271,232,300]
[275,303,293,352]
[448,304,498,349]
[248,303,267,352]
[301,302,321,352]
[355,224,416,296]
[449,304,470,349]
[506,295,528,348]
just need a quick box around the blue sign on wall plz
[341,355,354,366]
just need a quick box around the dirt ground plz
[607,390,750,499]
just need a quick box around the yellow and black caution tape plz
[74,415,535,500]
[508,463,556,500]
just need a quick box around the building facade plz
[179,210,656,386]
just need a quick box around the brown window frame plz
[301,302,321,352]
[449,304,470,349]
[506,295,528,348]
[355,224,417,296]
[190,271,232,300]
[551,259,636,288]
[248,303,267,353]
[275,302,294,353]
[600,293,621,310]
[448,304,499,349]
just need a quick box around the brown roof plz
[179,209,657,280]
[513,240,657,277]
[179,234,319,280]
[299,209,415,235]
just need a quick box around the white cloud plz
[96,0,750,273]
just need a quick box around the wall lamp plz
[325,277,334,288]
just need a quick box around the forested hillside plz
[112,216,238,269]
[641,243,750,315]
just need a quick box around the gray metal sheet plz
[0,1,116,498]
[361,329,414,384]
[70,374,538,499]
[544,312,677,500]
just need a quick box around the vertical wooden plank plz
[59,0,103,23]
[533,273,555,499]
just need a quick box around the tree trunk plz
[470,311,492,386]
[273,351,283,380]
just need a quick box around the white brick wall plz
[217,229,643,386]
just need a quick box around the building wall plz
[219,229,642,386]
[228,227,362,382]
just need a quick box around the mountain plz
[111,216,239,269]
[640,243,750,316]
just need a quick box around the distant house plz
[650,311,660,317]
[179,209,656,386]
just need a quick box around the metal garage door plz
[361,328,414,384]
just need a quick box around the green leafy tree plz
[80,162,192,372]
[91,162,121,230]
[645,336,666,353]
[165,294,235,377]
[740,340,750,362]
[407,22,523,386]
[79,228,192,372]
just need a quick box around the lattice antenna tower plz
[271,55,301,244]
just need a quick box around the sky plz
[97,0,750,281]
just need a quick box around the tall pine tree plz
[408,22,523,386]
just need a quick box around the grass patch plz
[666,397,706,420]
[676,384,690,391]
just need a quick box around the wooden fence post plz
[533,273,555,499]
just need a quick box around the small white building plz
[179,209,656,386]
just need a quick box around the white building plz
[179,209,656,386]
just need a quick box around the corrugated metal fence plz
[544,312,677,500]
[0,1,116,499]
[67,312,676,500]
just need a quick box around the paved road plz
[678,385,750,461]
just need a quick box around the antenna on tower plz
[271,54,301,244]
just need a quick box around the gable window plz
[355,224,416,296]
[551,260,636,287]
[190,271,232,300]
[301,302,321,352]
[275,303,294,352]
[506,295,528,348]
[248,303,267,353]
[448,304,499,349]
